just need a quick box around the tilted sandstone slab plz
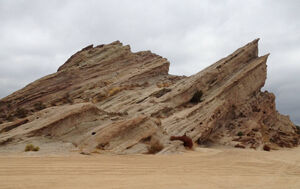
[0,39,299,154]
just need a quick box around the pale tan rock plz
[0,39,299,154]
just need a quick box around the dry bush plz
[263,144,271,151]
[107,87,123,97]
[237,131,244,136]
[147,139,164,154]
[156,82,171,88]
[25,144,40,152]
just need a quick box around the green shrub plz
[237,131,244,137]
[33,146,40,151]
[25,144,40,152]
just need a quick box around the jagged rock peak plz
[58,40,130,71]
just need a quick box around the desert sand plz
[1,147,300,189]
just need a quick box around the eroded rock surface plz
[0,39,299,154]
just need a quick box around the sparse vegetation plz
[34,101,46,111]
[107,87,123,97]
[263,144,271,151]
[25,144,40,152]
[156,82,171,88]
[147,139,164,154]
[237,131,244,137]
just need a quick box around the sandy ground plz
[1,147,300,189]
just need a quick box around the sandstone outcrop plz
[0,39,299,154]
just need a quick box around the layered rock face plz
[0,39,299,154]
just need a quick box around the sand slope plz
[1,147,300,189]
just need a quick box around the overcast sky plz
[0,0,299,124]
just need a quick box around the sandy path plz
[1,147,300,189]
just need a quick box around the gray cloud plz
[0,0,299,124]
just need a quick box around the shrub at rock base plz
[25,144,40,152]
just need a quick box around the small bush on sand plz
[147,139,164,154]
[263,144,271,151]
[25,144,40,152]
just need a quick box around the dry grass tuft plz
[25,144,40,152]
[156,82,171,88]
[147,139,164,154]
[107,87,123,97]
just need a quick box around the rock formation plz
[0,39,299,154]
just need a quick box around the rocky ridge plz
[0,39,299,154]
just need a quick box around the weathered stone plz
[0,39,299,154]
